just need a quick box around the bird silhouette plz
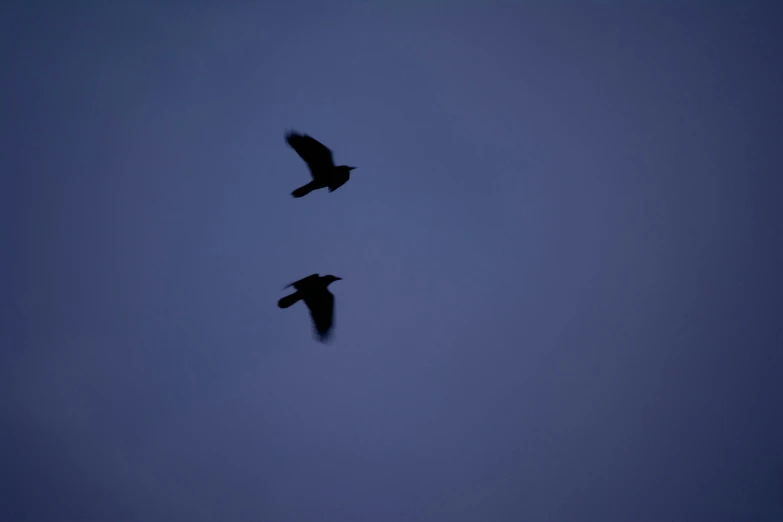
[278,274,342,342]
[285,131,357,198]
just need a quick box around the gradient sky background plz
[3,2,782,521]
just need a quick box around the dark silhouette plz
[278,274,342,342]
[285,131,357,198]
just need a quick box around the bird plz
[278,273,342,342]
[285,131,357,198]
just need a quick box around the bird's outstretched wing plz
[285,131,334,176]
[286,273,320,290]
[304,290,335,342]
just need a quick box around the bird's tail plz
[277,292,301,309]
[292,182,317,198]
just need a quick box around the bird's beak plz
[348,167,356,171]
[335,277,342,281]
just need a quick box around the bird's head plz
[323,275,342,286]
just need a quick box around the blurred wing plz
[287,273,320,290]
[304,290,335,342]
[285,132,334,174]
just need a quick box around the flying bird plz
[278,273,342,342]
[285,131,357,198]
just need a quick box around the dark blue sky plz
[3,2,781,521]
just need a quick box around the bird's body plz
[285,131,356,198]
[278,274,342,342]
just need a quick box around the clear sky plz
[3,2,781,521]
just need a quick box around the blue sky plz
[3,2,781,521]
